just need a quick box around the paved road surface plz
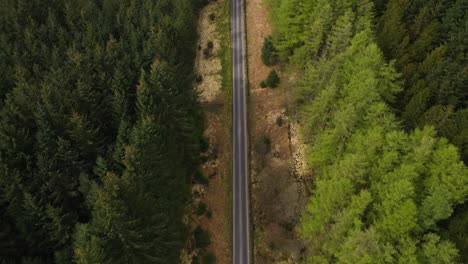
[231,0,249,262]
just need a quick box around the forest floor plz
[246,0,310,263]
[182,0,231,263]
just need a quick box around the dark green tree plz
[261,36,278,66]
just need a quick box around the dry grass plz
[246,0,309,263]
[182,1,231,263]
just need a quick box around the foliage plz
[204,41,214,59]
[265,70,280,88]
[193,226,211,249]
[202,253,216,264]
[206,210,213,219]
[203,48,211,59]
[199,137,209,153]
[261,36,278,66]
[0,0,202,262]
[276,116,284,127]
[196,202,208,216]
[255,134,271,156]
[374,0,468,254]
[375,0,468,163]
[196,74,204,84]
[443,203,468,262]
[209,13,216,22]
[194,170,209,185]
[269,0,468,261]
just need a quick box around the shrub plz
[194,0,209,9]
[203,48,211,59]
[261,36,278,66]
[260,81,267,88]
[194,170,209,185]
[199,137,209,152]
[192,256,200,264]
[195,74,203,83]
[196,202,207,216]
[255,134,271,155]
[265,70,280,88]
[203,42,214,59]
[202,253,216,264]
[209,13,215,22]
[276,116,283,127]
[194,226,211,248]
[206,210,212,218]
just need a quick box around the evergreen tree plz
[267,1,468,259]
[0,0,202,261]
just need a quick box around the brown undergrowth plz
[246,0,310,263]
[182,0,231,263]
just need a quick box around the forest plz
[0,0,206,263]
[267,0,468,262]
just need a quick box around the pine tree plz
[261,36,278,66]
[325,9,354,57]
[0,0,201,261]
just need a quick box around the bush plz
[206,210,212,218]
[265,70,280,88]
[260,81,267,88]
[276,116,283,127]
[192,256,200,264]
[261,36,278,66]
[203,48,211,59]
[196,202,207,216]
[193,0,209,9]
[255,134,271,155]
[202,253,216,264]
[203,41,214,59]
[194,226,211,248]
[209,13,215,22]
[194,170,209,185]
[195,74,203,83]
[199,137,209,152]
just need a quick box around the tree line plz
[267,0,468,262]
[0,0,205,263]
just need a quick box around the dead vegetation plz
[182,1,230,263]
[246,0,310,263]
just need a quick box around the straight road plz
[231,0,249,262]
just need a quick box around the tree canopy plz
[0,0,203,262]
[268,0,468,262]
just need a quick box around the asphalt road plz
[231,0,249,262]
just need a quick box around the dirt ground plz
[182,1,230,263]
[246,0,310,263]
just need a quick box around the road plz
[231,0,249,262]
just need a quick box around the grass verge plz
[216,0,233,262]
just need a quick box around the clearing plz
[246,0,310,263]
